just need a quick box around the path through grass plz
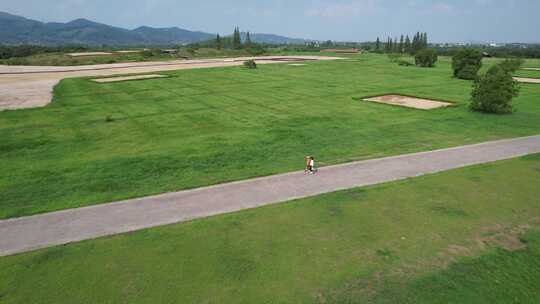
[1,54,540,218]
[1,154,539,303]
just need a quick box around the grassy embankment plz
[1,154,539,303]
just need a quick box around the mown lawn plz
[1,155,539,303]
[363,228,540,304]
[1,54,540,218]
[515,69,540,79]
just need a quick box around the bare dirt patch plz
[67,52,113,57]
[514,77,540,84]
[364,94,453,110]
[446,245,472,256]
[476,224,530,252]
[115,50,145,54]
[92,74,168,83]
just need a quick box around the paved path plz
[1,135,539,257]
[514,77,540,84]
[0,55,339,111]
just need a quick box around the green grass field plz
[1,154,539,303]
[1,54,540,219]
[515,69,540,79]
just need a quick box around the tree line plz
[0,45,90,59]
[435,44,540,59]
[211,27,255,51]
[189,27,264,55]
[375,32,428,54]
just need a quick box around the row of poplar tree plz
[215,27,253,50]
[375,32,428,54]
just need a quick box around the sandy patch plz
[92,74,168,83]
[115,50,144,54]
[0,56,342,111]
[364,95,453,110]
[514,77,540,84]
[67,52,113,57]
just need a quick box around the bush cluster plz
[452,49,483,79]
[498,58,525,73]
[244,60,257,69]
[414,49,438,67]
[470,64,520,114]
[397,60,414,66]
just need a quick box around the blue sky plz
[1,0,539,42]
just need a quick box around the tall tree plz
[245,31,252,49]
[375,37,381,52]
[405,35,411,54]
[215,34,222,50]
[399,35,404,53]
[233,27,242,50]
[412,32,420,53]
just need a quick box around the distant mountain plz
[0,11,309,46]
[0,12,211,45]
[133,26,214,45]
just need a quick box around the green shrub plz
[397,60,414,66]
[499,58,525,73]
[142,50,154,58]
[6,57,29,65]
[248,45,267,56]
[387,53,402,63]
[187,47,197,56]
[470,65,519,114]
[244,60,257,69]
[452,49,483,79]
[414,49,438,67]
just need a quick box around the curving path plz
[1,135,539,257]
